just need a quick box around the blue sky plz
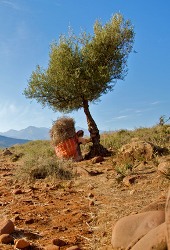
[0,0,169,132]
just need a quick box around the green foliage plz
[24,13,134,114]
[13,140,74,182]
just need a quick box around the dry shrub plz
[15,155,74,182]
[13,140,74,182]
[50,116,76,146]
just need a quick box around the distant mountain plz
[0,126,104,141]
[0,126,91,141]
[0,135,30,148]
[0,126,50,140]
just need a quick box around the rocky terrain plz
[0,141,169,250]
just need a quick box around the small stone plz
[88,193,94,198]
[14,215,22,221]
[89,200,95,206]
[88,170,103,176]
[14,238,30,249]
[122,175,137,186]
[52,238,67,246]
[0,234,14,244]
[0,218,15,235]
[13,189,23,195]
[52,226,67,232]
[25,218,34,224]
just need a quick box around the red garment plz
[54,137,78,160]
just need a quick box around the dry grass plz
[12,140,74,183]
[100,124,170,151]
[50,116,76,146]
[8,124,170,184]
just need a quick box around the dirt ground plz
[0,153,169,250]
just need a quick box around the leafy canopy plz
[24,13,135,113]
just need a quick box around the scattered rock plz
[88,193,94,198]
[52,238,67,246]
[75,167,103,176]
[0,131,169,250]
[0,218,15,235]
[87,169,103,176]
[89,200,95,206]
[25,218,35,224]
[14,215,22,221]
[52,226,67,232]
[14,238,30,249]
[0,234,14,244]
[13,189,23,195]
[122,175,139,186]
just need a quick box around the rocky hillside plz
[0,134,169,249]
[0,126,90,141]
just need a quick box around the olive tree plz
[24,13,135,157]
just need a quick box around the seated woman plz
[75,130,91,161]
[54,129,91,161]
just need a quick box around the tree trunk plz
[82,99,111,158]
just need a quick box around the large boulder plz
[14,238,30,249]
[117,140,154,163]
[165,188,170,249]
[111,211,165,250]
[131,222,166,250]
[158,157,170,178]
